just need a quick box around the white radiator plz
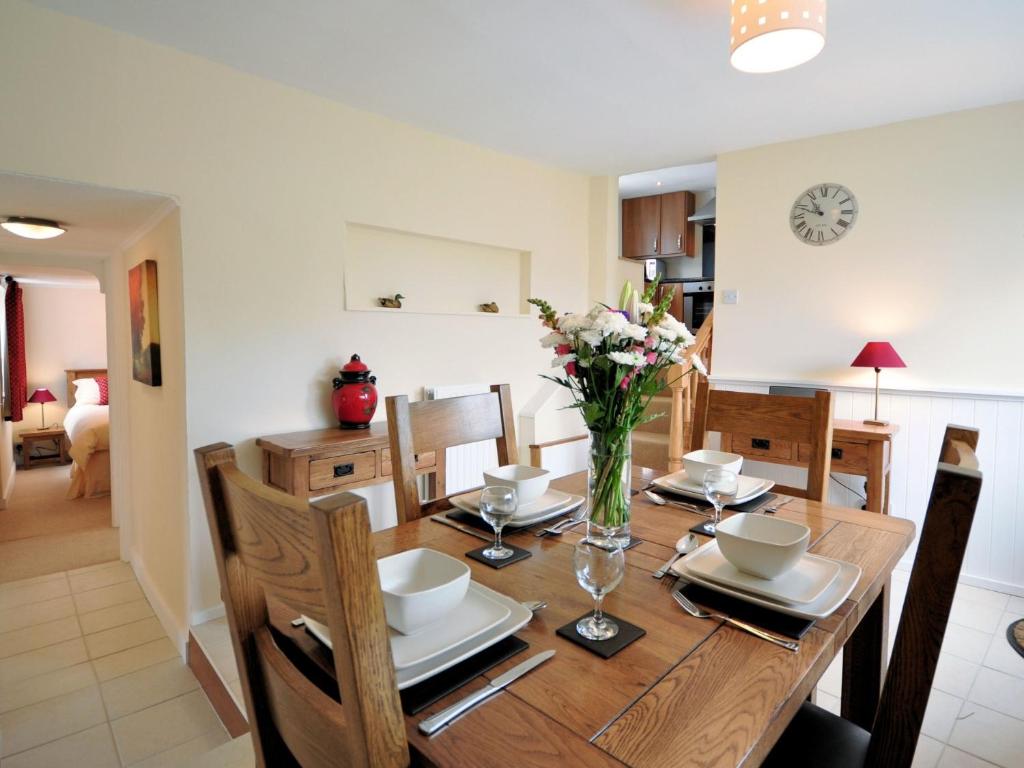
[425,383,499,494]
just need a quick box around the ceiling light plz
[730,0,826,74]
[1,217,66,240]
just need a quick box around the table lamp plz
[850,342,906,426]
[28,387,57,429]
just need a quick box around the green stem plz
[590,433,630,530]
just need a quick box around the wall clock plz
[790,183,858,246]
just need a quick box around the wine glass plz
[573,539,625,641]
[479,485,517,560]
[702,468,739,533]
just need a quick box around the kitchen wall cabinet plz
[621,190,695,259]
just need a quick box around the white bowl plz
[377,548,470,635]
[683,449,744,481]
[714,514,810,580]
[482,464,551,506]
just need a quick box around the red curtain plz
[5,277,27,422]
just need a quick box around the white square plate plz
[450,488,584,527]
[653,471,774,505]
[303,581,533,689]
[677,539,841,605]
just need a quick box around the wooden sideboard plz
[720,418,898,514]
[256,423,439,499]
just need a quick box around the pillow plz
[96,376,109,405]
[73,378,101,405]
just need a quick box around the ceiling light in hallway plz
[730,0,827,73]
[1,216,66,239]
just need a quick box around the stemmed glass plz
[479,485,517,560]
[702,468,739,533]
[573,539,625,640]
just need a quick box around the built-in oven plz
[684,280,714,332]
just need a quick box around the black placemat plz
[675,581,815,639]
[447,509,570,534]
[662,490,778,515]
[556,612,646,658]
[400,636,529,715]
[465,544,532,569]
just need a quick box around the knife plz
[429,513,492,542]
[418,650,555,735]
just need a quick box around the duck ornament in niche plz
[479,302,499,313]
[378,293,405,309]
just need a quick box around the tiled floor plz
[816,565,1024,768]
[0,561,253,767]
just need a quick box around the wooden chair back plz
[690,378,834,502]
[866,426,982,767]
[386,384,517,523]
[194,444,408,768]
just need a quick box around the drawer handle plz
[333,463,355,478]
[832,447,844,460]
[752,438,770,450]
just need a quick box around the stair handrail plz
[667,311,713,471]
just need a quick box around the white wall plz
[0,1,607,628]
[715,101,1024,394]
[16,283,106,439]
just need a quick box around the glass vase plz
[586,430,632,548]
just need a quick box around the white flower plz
[557,313,590,333]
[619,323,647,342]
[578,329,603,347]
[637,301,654,319]
[540,331,568,348]
[551,353,577,368]
[655,314,696,346]
[592,310,629,337]
[608,350,645,367]
[690,355,708,375]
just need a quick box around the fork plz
[535,505,589,537]
[672,589,800,652]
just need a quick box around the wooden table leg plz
[866,441,884,513]
[842,578,889,729]
[23,440,32,470]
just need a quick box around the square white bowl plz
[377,548,470,635]
[714,514,810,580]
[482,464,551,506]
[683,449,744,481]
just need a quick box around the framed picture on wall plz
[128,259,162,387]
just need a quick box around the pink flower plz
[644,335,657,349]
[555,343,572,356]
[646,351,658,365]
[566,362,578,377]
[620,373,632,390]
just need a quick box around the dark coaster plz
[622,536,644,551]
[675,581,815,639]
[689,519,720,538]
[400,636,529,715]
[556,612,646,658]
[1007,619,1024,659]
[465,544,532,569]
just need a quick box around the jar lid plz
[341,354,369,374]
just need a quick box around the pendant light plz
[730,0,827,74]
[1,216,66,240]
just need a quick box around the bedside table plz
[22,427,69,469]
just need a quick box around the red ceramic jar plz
[331,354,378,429]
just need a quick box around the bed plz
[64,367,110,499]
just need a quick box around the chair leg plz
[842,579,890,729]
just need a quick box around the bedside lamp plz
[851,342,906,426]
[28,387,57,429]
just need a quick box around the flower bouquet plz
[528,278,705,546]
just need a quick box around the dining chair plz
[763,425,983,768]
[195,443,409,768]
[690,378,834,502]
[386,383,517,523]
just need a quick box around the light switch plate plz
[721,289,738,305]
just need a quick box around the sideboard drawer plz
[721,433,796,462]
[380,449,437,477]
[309,451,377,491]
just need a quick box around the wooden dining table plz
[270,467,916,768]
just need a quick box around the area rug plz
[0,464,111,541]
[0,527,120,582]
[1008,619,1024,659]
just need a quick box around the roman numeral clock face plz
[790,183,858,246]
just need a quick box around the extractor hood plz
[688,197,716,225]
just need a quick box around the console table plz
[719,419,898,514]
[256,423,439,499]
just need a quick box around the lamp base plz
[863,419,889,427]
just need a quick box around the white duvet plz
[64,403,110,467]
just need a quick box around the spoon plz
[521,600,548,613]
[644,490,707,516]
[653,533,699,579]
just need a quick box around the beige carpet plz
[0,465,111,542]
[0,464,118,582]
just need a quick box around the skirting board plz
[0,456,16,510]
[130,554,188,657]
[191,602,226,626]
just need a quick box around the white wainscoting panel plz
[715,379,1024,596]
[426,384,499,495]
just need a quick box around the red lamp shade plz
[850,342,906,370]
[28,387,57,404]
